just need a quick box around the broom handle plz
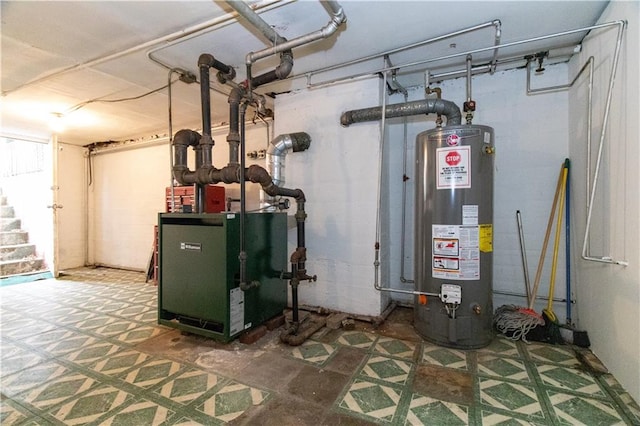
[547,162,569,314]
[528,163,565,310]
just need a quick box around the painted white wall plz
[274,77,387,317]
[383,65,571,319]
[87,122,272,270]
[568,1,639,403]
[57,143,86,270]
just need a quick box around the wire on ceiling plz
[65,80,179,114]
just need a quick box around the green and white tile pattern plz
[0,267,638,425]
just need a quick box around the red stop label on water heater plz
[445,151,461,166]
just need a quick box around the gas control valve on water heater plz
[414,124,495,349]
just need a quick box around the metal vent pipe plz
[341,98,462,127]
[261,132,311,209]
[228,1,347,65]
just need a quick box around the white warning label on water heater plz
[436,146,471,189]
[432,224,480,280]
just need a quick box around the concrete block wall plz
[274,77,387,317]
[88,122,272,270]
[382,65,570,321]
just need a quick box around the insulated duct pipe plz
[341,98,462,127]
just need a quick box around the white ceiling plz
[1,0,608,146]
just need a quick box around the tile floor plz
[1,267,639,425]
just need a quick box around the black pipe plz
[251,51,294,88]
[227,87,243,165]
[198,53,235,80]
[238,102,248,290]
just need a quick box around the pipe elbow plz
[173,129,201,147]
[275,50,294,79]
[198,53,215,68]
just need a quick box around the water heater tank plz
[414,124,495,349]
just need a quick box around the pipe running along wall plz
[340,98,462,127]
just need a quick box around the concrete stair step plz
[1,206,15,218]
[1,218,21,232]
[0,231,29,245]
[0,257,45,278]
[0,243,37,261]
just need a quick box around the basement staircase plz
[0,188,49,280]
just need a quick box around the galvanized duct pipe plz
[261,132,311,208]
[340,98,462,127]
[229,0,347,65]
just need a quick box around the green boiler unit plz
[158,212,288,341]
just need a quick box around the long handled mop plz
[494,161,566,341]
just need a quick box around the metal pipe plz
[168,69,178,212]
[4,0,283,96]
[262,132,312,209]
[493,289,571,304]
[581,20,628,266]
[302,20,501,86]
[373,67,437,298]
[466,55,472,103]
[310,21,624,89]
[516,210,532,306]
[341,98,462,127]
[229,0,347,65]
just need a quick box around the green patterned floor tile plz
[91,320,140,337]
[156,369,220,404]
[88,349,151,377]
[338,378,402,423]
[290,340,336,365]
[479,378,545,419]
[548,390,626,425]
[17,372,97,410]
[536,364,604,397]
[360,355,412,384]
[478,353,530,382]
[100,399,176,425]
[197,381,269,423]
[480,409,549,425]
[525,343,580,367]
[22,329,78,349]
[73,315,118,330]
[113,305,153,318]
[62,341,123,365]
[337,331,378,349]
[0,318,58,339]
[406,394,468,425]
[374,337,417,360]
[168,417,207,426]
[0,399,33,425]
[95,301,131,314]
[38,333,99,356]
[49,310,96,326]
[421,343,468,370]
[479,337,521,358]
[114,325,167,344]
[130,310,158,323]
[48,384,134,425]
[123,359,182,388]
[1,360,70,397]
[0,347,49,377]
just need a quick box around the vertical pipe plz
[466,54,472,103]
[239,103,248,286]
[565,160,571,323]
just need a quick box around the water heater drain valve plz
[440,284,462,305]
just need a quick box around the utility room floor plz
[1,267,639,425]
